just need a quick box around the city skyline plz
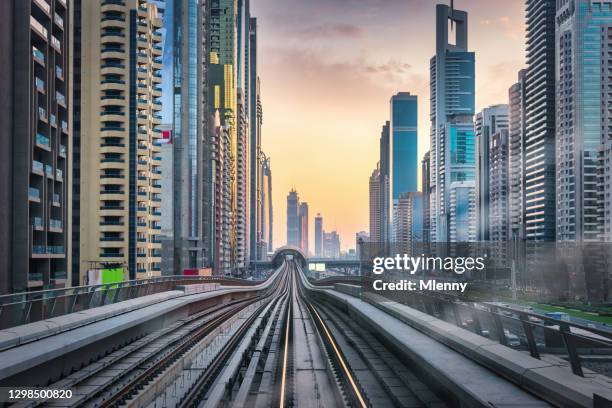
[253,0,525,250]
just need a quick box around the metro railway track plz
[18,261,447,408]
[19,266,287,408]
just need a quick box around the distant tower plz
[298,203,309,255]
[369,166,382,242]
[286,190,299,247]
[314,214,323,256]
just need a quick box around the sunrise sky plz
[250,0,526,252]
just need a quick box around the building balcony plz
[100,112,126,122]
[100,252,125,259]
[50,36,61,53]
[49,219,63,232]
[28,187,41,202]
[35,133,50,150]
[32,47,45,66]
[30,16,48,40]
[100,79,126,92]
[101,95,126,104]
[32,245,65,258]
[35,77,45,94]
[102,0,125,5]
[53,13,64,30]
[100,191,125,201]
[45,164,54,178]
[32,217,44,231]
[33,0,51,15]
[101,144,126,154]
[101,65,126,76]
[56,91,66,108]
[32,160,44,175]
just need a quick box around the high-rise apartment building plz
[323,231,341,258]
[369,166,382,243]
[1,0,71,293]
[449,182,477,242]
[475,105,509,241]
[525,0,556,241]
[489,129,510,242]
[355,231,369,259]
[509,70,527,240]
[286,190,299,247]
[555,0,612,242]
[379,122,390,242]
[314,214,323,257]
[393,192,423,255]
[298,202,309,255]
[235,90,249,268]
[173,0,211,274]
[389,93,418,236]
[74,0,163,282]
[429,4,476,242]
[249,17,261,261]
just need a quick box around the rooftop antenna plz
[450,0,455,31]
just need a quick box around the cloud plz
[296,23,366,39]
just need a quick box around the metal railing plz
[0,275,263,330]
[315,275,612,378]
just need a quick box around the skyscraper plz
[286,190,299,247]
[1,0,71,293]
[475,105,509,241]
[75,0,163,282]
[393,192,423,255]
[379,122,390,242]
[314,214,323,257]
[298,202,309,255]
[509,70,527,240]
[369,166,382,243]
[235,90,249,268]
[173,0,210,274]
[555,0,612,242]
[389,92,418,237]
[323,231,341,258]
[525,0,556,242]
[249,17,260,261]
[489,129,510,242]
[260,154,273,255]
[429,3,476,242]
[421,152,431,243]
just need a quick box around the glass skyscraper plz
[429,4,476,242]
[388,93,418,240]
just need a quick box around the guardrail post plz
[471,305,482,335]
[20,301,32,325]
[68,289,79,313]
[491,306,507,346]
[560,324,583,377]
[452,302,463,326]
[520,314,540,359]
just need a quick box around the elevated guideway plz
[298,271,612,407]
[0,267,285,388]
